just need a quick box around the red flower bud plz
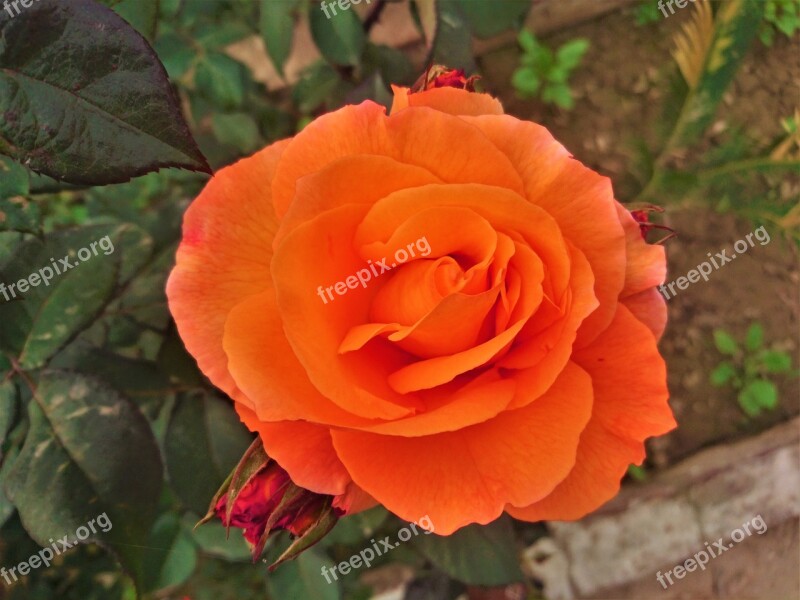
[202,441,343,568]
[411,65,480,93]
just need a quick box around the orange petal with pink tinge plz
[166,139,290,406]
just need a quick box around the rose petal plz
[331,362,593,535]
[166,139,290,405]
[271,103,524,218]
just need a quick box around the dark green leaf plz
[184,515,252,561]
[414,516,524,586]
[261,0,296,76]
[431,0,476,73]
[0,196,40,235]
[713,329,739,355]
[142,513,198,592]
[0,226,122,369]
[292,61,348,113]
[761,350,792,373]
[325,506,389,546]
[0,156,29,199]
[364,44,416,87]
[0,444,19,529]
[710,361,737,386]
[50,347,171,402]
[195,52,248,109]
[164,392,253,514]
[456,0,529,38]
[0,0,210,184]
[267,550,341,600]
[0,379,17,448]
[745,322,763,351]
[4,371,163,588]
[310,0,366,66]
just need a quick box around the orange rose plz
[167,71,676,536]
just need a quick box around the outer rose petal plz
[615,201,668,339]
[390,85,505,116]
[271,102,524,218]
[166,139,290,405]
[508,305,676,521]
[622,288,667,340]
[330,362,593,535]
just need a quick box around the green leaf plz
[0,196,40,235]
[184,515,252,562]
[4,371,163,589]
[142,513,198,592]
[310,1,366,66]
[737,387,761,417]
[364,44,416,87]
[0,156,29,199]
[153,31,196,80]
[0,443,19,529]
[195,21,252,49]
[512,68,541,96]
[211,113,261,154]
[261,0,296,76]
[414,516,524,586]
[761,350,792,373]
[710,361,737,386]
[195,52,248,110]
[543,82,574,109]
[292,61,348,113]
[518,30,537,54]
[745,323,764,351]
[456,0,530,38]
[556,38,589,70]
[267,550,341,600]
[50,347,172,404]
[0,226,123,369]
[713,329,739,355]
[0,379,16,448]
[164,392,254,515]
[325,506,389,546]
[739,379,778,412]
[112,0,160,41]
[0,0,210,184]
[431,0,476,73]
[627,464,648,482]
